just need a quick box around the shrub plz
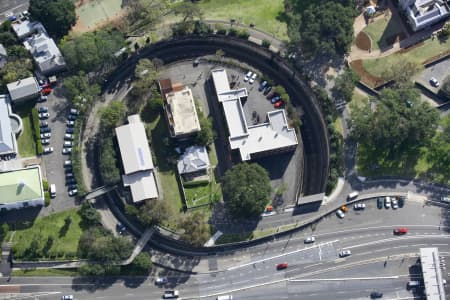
[262,39,271,48]
[183,180,210,188]
[237,29,250,39]
[31,108,42,155]
[228,28,238,36]
[44,191,51,206]
[215,24,227,35]
[42,179,49,191]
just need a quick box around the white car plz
[64,134,74,140]
[62,148,72,155]
[70,108,79,115]
[64,160,72,167]
[430,77,440,87]
[68,189,78,196]
[155,276,168,284]
[336,209,345,219]
[353,203,366,210]
[43,147,53,154]
[392,198,398,209]
[163,290,179,299]
[249,73,257,84]
[67,120,75,127]
[38,112,49,119]
[339,250,352,257]
[40,133,51,139]
[64,141,73,147]
[304,236,315,244]
[244,71,253,82]
[41,138,50,145]
[61,296,73,300]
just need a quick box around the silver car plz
[339,250,352,257]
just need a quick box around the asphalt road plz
[0,0,28,23]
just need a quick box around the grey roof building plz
[399,0,450,31]
[177,146,210,175]
[7,77,40,103]
[24,32,66,75]
[0,44,6,68]
[0,94,22,156]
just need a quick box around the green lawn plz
[14,103,37,158]
[363,15,404,50]
[12,268,79,276]
[197,0,288,40]
[350,90,369,109]
[362,38,450,77]
[11,209,83,260]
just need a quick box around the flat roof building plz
[165,87,201,138]
[12,20,46,40]
[7,77,40,103]
[399,0,450,32]
[420,247,447,300]
[211,69,298,161]
[0,94,22,157]
[115,114,159,202]
[24,32,66,75]
[0,166,44,211]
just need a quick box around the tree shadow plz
[140,102,160,123]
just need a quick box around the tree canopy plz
[426,116,450,181]
[179,211,210,247]
[287,1,356,58]
[29,0,76,39]
[64,71,101,111]
[349,87,439,156]
[222,163,271,219]
[441,75,450,99]
[382,58,421,88]
[137,200,170,227]
[332,68,360,103]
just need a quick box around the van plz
[407,280,420,288]
[50,184,56,198]
[217,296,233,300]
[347,191,359,201]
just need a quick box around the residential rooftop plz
[0,166,43,205]
[122,170,159,202]
[6,77,39,102]
[211,69,298,161]
[177,146,210,175]
[24,32,66,75]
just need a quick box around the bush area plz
[31,108,43,155]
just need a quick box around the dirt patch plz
[356,31,372,51]
[350,59,384,88]
[72,7,126,33]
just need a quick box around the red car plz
[274,100,285,108]
[393,228,408,235]
[276,263,288,270]
[42,87,52,95]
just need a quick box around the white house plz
[177,146,210,178]
[24,32,66,75]
[399,0,450,32]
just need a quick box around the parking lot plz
[159,58,301,207]
[38,85,78,214]
[417,58,450,94]
[0,0,28,23]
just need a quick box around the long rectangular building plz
[211,69,298,161]
[115,115,158,202]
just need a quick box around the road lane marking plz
[345,235,450,250]
[289,275,399,282]
[227,240,338,271]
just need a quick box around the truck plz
[50,184,56,198]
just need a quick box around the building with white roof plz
[419,247,447,300]
[24,32,66,75]
[6,77,40,103]
[115,114,159,202]
[399,0,450,32]
[12,20,46,40]
[211,69,298,161]
[0,94,22,157]
[177,146,210,178]
[164,86,201,138]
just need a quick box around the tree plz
[126,252,152,275]
[440,75,450,99]
[99,136,121,185]
[287,1,355,58]
[349,87,439,156]
[332,68,360,102]
[426,116,450,180]
[7,45,30,60]
[382,58,420,88]
[131,59,159,97]
[99,101,126,134]
[0,31,16,46]
[0,59,33,87]
[63,71,100,111]
[179,211,210,247]
[137,200,170,227]
[125,0,169,34]
[173,1,202,22]
[222,163,271,219]
[29,0,76,39]
[78,201,101,227]
[0,223,8,243]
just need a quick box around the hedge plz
[31,108,43,155]
[237,30,250,39]
[71,121,87,196]
[44,191,51,206]
[183,180,210,188]
[42,179,49,191]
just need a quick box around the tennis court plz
[75,0,124,31]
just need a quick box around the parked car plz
[40,127,51,133]
[38,106,48,113]
[68,189,78,197]
[68,114,77,121]
[430,77,440,87]
[339,250,352,257]
[64,134,74,140]
[39,121,48,128]
[340,205,349,212]
[67,184,77,190]
[64,167,73,173]
[258,80,268,91]
[304,236,316,244]
[67,120,75,127]
[116,222,126,234]
[377,197,383,209]
[263,85,272,95]
[40,133,51,139]
[61,295,73,300]
[37,95,48,102]
[62,147,72,155]
[155,276,168,285]
[370,291,383,298]
[271,95,281,103]
[266,90,276,99]
[163,290,179,299]
[336,209,345,219]
[393,227,408,235]
[354,203,366,210]
[392,198,398,209]
[41,138,50,145]
[66,128,74,134]
[64,160,72,167]
[64,141,73,147]
[244,71,253,82]
[249,73,257,84]
[384,196,391,209]
[276,263,288,270]
[66,178,77,185]
[70,108,79,115]
[65,173,74,179]
[43,147,53,154]
[38,112,49,119]
[42,87,52,95]
[274,100,285,108]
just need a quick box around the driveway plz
[38,85,78,215]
